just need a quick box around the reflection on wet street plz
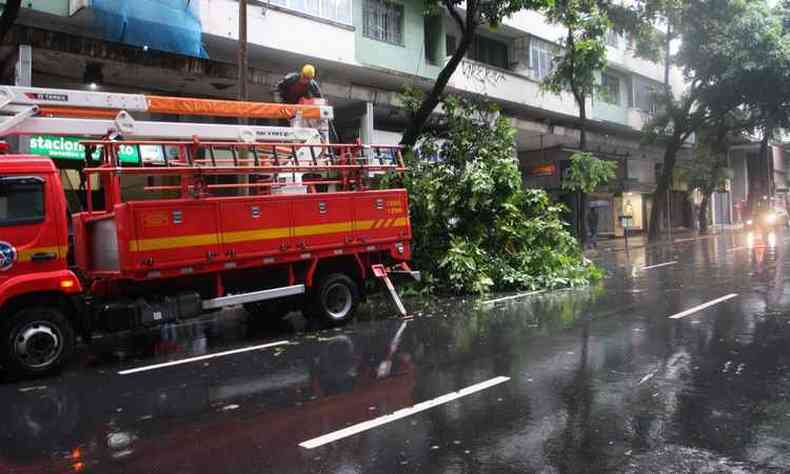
[3,230,790,473]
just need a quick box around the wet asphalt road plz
[3,230,790,473]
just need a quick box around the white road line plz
[118,340,290,375]
[642,261,677,270]
[668,294,738,320]
[637,371,656,385]
[299,376,511,449]
[482,290,545,306]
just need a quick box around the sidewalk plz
[584,226,743,256]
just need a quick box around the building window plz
[601,73,621,105]
[446,35,457,56]
[606,29,620,48]
[529,36,555,80]
[269,0,352,24]
[363,0,404,45]
[469,35,509,69]
[633,76,660,114]
[424,16,442,64]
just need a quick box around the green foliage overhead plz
[542,0,610,105]
[401,0,555,148]
[404,96,601,295]
[561,152,618,194]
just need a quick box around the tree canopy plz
[400,0,553,148]
[639,0,790,240]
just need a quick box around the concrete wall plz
[201,0,357,65]
[730,150,749,204]
[10,0,71,16]
[448,58,582,119]
[627,158,655,184]
[353,0,442,78]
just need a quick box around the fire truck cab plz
[0,86,414,378]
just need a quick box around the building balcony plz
[446,58,583,120]
[200,0,357,65]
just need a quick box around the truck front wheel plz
[304,273,360,326]
[0,307,75,377]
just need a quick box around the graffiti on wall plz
[461,60,506,93]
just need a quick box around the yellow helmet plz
[301,64,316,79]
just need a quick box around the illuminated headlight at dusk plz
[747,232,755,248]
[768,231,777,248]
[765,213,777,225]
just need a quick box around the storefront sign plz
[525,163,557,177]
[28,135,158,164]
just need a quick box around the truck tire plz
[0,306,75,377]
[304,273,360,326]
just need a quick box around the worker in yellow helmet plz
[276,64,323,104]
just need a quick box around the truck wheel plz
[0,307,75,377]
[305,273,360,326]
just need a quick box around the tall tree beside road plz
[541,0,609,152]
[642,0,790,241]
[0,0,22,43]
[399,0,552,149]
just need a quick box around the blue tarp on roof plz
[88,0,207,58]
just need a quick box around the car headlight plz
[765,213,776,224]
[746,219,753,225]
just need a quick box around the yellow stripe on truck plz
[292,221,353,237]
[223,227,290,244]
[130,234,220,252]
[128,218,408,252]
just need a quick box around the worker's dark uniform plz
[276,73,322,104]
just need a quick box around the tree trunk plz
[698,192,710,234]
[749,128,771,208]
[648,135,681,242]
[578,189,588,246]
[578,99,589,245]
[578,98,587,151]
[663,22,671,91]
[400,29,475,148]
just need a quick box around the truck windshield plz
[0,176,45,226]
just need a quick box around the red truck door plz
[219,197,293,259]
[353,191,408,245]
[0,173,67,282]
[291,195,353,252]
[128,201,221,269]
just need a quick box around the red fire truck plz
[0,86,415,377]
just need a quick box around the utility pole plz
[238,0,250,194]
[238,0,249,111]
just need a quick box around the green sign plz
[29,135,144,164]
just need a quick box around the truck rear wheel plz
[304,273,360,326]
[0,307,75,377]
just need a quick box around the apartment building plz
[2,0,698,232]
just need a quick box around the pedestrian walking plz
[587,206,599,249]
